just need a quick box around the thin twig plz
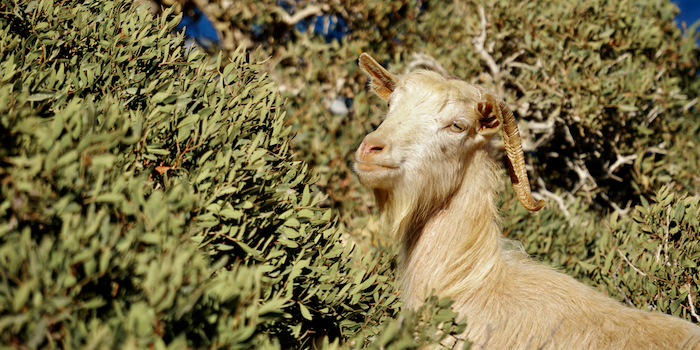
[559,117,576,146]
[602,53,631,73]
[663,206,671,266]
[439,334,465,350]
[535,58,550,81]
[606,153,637,180]
[687,288,700,323]
[536,318,565,350]
[565,159,597,195]
[599,192,632,217]
[406,52,449,76]
[535,178,570,217]
[520,117,556,152]
[646,146,668,155]
[274,4,329,25]
[655,67,667,81]
[680,97,699,112]
[613,267,636,307]
[617,249,647,276]
[502,49,526,67]
[472,5,500,76]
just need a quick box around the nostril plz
[369,145,384,153]
[362,141,386,155]
[360,134,389,157]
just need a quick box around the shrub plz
[0,0,465,348]
[199,1,700,325]
[2,0,699,348]
[200,0,700,241]
[599,187,700,322]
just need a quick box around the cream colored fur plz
[354,56,700,349]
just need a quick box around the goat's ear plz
[476,94,503,136]
[359,53,398,102]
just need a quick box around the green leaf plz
[299,303,313,320]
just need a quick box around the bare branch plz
[681,97,699,112]
[274,4,329,26]
[536,318,565,350]
[613,268,636,307]
[506,62,533,70]
[687,287,700,323]
[605,152,637,182]
[602,53,631,73]
[502,49,526,67]
[599,192,632,217]
[472,5,500,76]
[608,154,638,176]
[535,58,550,81]
[655,67,667,81]
[642,105,663,126]
[535,178,570,217]
[520,117,556,152]
[618,249,647,276]
[406,52,449,76]
[663,206,671,266]
[565,158,597,194]
[646,146,668,155]
[560,117,576,146]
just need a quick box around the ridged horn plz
[498,100,546,211]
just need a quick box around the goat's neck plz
[382,147,504,309]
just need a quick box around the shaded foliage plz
[1,0,699,348]
[0,0,465,348]
[198,1,700,325]
[199,0,700,240]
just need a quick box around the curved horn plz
[498,100,546,211]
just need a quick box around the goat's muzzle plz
[354,134,398,173]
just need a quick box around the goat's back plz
[451,259,700,350]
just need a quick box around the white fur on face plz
[354,70,490,201]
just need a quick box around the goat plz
[353,52,700,349]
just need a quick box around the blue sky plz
[673,0,700,29]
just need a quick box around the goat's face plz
[354,71,493,198]
[355,53,545,212]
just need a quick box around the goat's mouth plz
[354,160,400,172]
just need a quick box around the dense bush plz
[0,0,465,348]
[601,187,700,321]
[199,1,700,325]
[200,0,700,238]
[1,0,699,348]
[208,0,700,328]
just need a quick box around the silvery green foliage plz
[601,187,700,322]
[203,0,700,236]
[205,0,700,327]
[0,0,465,348]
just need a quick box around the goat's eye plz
[450,120,466,132]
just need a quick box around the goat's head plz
[354,53,545,213]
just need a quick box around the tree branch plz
[406,52,449,76]
[688,288,700,323]
[618,249,647,276]
[535,178,570,217]
[275,4,329,25]
[472,5,500,76]
[613,267,636,307]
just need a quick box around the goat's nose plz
[359,134,388,156]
